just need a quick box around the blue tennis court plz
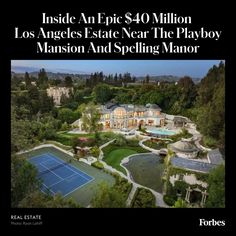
[29,153,94,196]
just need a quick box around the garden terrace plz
[53,131,116,147]
[143,139,169,150]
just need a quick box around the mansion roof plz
[101,103,162,113]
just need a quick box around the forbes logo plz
[199,219,225,226]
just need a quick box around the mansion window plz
[104,113,110,119]
[114,108,126,118]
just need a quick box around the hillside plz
[11,70,201,83]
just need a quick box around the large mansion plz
[73,103,165,130]
[47,87,72,105]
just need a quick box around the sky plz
[11,60,223,78]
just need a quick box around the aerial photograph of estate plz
[11,60,225,208]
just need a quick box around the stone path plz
[186,127,211,152]
[126,184,137,206]
[98,139,116,160]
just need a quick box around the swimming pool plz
[146,127,176,136]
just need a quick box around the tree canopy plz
[11,155,40,207]
[94,83,112,104]
[196,62,225,148]
[80,102,101,133]
[206,164,225,208]
[91,182,126,208]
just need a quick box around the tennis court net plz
[38,161,70,176]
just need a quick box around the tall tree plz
[19,192,80,208]
[196,62,225,147]
[94,83,112,104]
[206,164,225,208]
[11,106,32,152]
[39,91,54,113]
[24,72,31,89]
[64,76,73,87]
[114,73,118,82]
[38,68,48,89]
[28,86,39,100]
[145,74,150,84]
[11,155,40,207]
[58,108,77,124]
[81,102,101,133]
[91,182,126,208]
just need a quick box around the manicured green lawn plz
[103,143,149,175]
[104,149,138,175]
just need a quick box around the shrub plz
[60,122,70,131]
[114,134,127,146]
[127,138,139,147]
[114,176,132,197]
[202,136,218,148]
[173,198,187,208]
[90,146,100,158]
[79,138,96,147]
[174,180,188,197]
[91,161,104,170]
[131,188,156,208]
[100,132,117,141]
[163,195,176,206]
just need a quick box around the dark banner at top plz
[6,9,226,59]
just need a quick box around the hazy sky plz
[11,60,223,78]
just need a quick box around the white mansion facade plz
[73,103,165,130]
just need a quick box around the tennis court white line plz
[30,152,58,163]
[31,152,92,181]
[50,156,92,181]
[34,157,58,170]
[39,162,63,180]
[63,177,94,197]
[43,172,94,197]
[42,168,94,197]
[30,152,95,196]
[48,154,93,181]
[29,154,47,160]
[37,154,92,185]
[29,152,55,160]
[41,182,55,195]
[37,157,54,166]
[48,173,78,188]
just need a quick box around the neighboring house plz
[72,103,165,130]
[47,87,72,105]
